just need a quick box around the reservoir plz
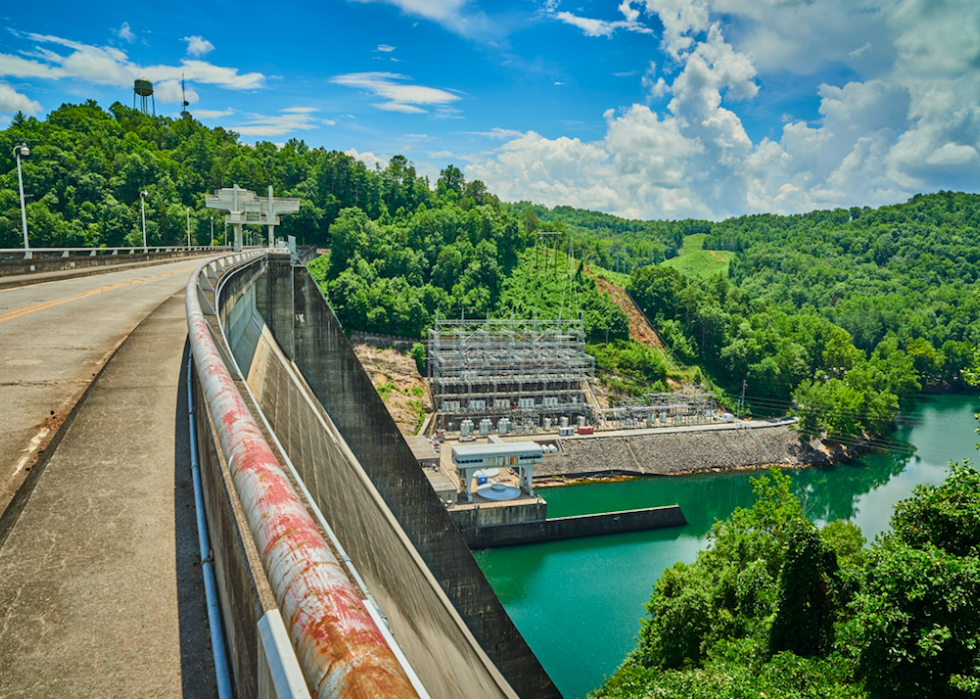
[473,393,980,699]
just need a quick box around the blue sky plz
[2,0,979,220]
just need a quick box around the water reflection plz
[475,394,980,699]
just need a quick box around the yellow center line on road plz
[0,266,197,324]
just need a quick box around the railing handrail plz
[185,252,419,699]
[0,246,230,253]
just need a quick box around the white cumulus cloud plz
[0,30,264,96]
[0,83,42,114]
[194,108,235,119]
[347,0,494,39]
[231,108,320,136]
[155,79,199,104]
[467,0,980,219]
[114,22,136,44]
[554,0,654,37]
[345,147,389,169]
[183,36,215,58]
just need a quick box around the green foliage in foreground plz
[592,463,980,699]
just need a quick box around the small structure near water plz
[452,441,542,502]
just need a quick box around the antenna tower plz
[180,74,190,118]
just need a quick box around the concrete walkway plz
[0,292,216,698]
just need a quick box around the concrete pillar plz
[260,258,294,361]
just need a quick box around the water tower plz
[134,77,155,116]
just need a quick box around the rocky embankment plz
[535,422,841,480]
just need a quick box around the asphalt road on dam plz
[0,258,211,514]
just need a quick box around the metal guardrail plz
[186,251,419,699]
[0,246,231,259]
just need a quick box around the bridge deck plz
[0,288,215,695]
[0,260,206,515]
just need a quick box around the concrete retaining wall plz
[461,505,687,549]
[0,249,212,276]
[247,321,518,699]
[449,501,548,529]
[537,424,807,478]
[253,261,560,699]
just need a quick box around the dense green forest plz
[0,100,465,249]
[591,462,980,699]
[4,101,978,442]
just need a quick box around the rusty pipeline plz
[185,253,420,699]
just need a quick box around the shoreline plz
[533,429,870,488]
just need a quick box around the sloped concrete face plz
[289,268,562,699]
[247,259,561,699]
[247,326,517,699]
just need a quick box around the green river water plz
[473,394,980,699]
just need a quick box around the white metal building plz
[451,441,543,503]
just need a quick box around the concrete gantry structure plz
[452,442,542,503]
[205,184,300,252]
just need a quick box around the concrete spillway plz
[219,255,560,699]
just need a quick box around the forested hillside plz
[0,100,455,249]
[3,102,977,441]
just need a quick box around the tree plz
[890,460,980,557]
[769,521,840,658]
[627,265,686,322]
[438,164,465,195]
[857,539,980,698]
[410,342,426,375]
[328,207,372,277]
[640,470,808,670]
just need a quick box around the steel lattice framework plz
[429,317,596,423]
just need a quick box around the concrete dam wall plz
[220,256,560,699]
[460,505,687,549]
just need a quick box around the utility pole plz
[738,379,747,425]
[140,190,148,253]
[13,144,30,259]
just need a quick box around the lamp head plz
[15,143,29,157]
[140,190,148,198]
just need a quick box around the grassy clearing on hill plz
[662,234,736,279]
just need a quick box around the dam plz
[208,251,561,698]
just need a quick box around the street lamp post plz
[13,144,30,259]
[140,190,148,253]
[210,216,214,246]
[186,207,190,248]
